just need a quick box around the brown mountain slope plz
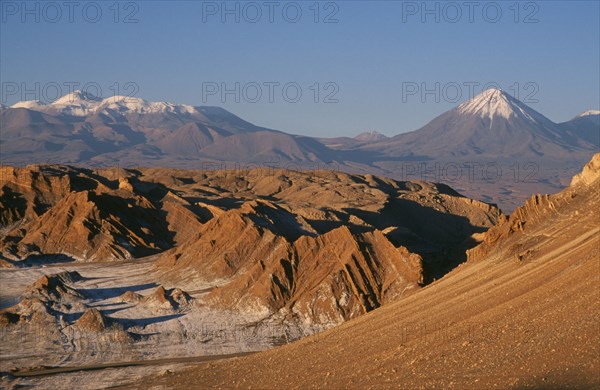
[150,170,500,326]
[1,166,499,269]
[164,219,423,326]
[143,153,600,389]
[0,166,179,261]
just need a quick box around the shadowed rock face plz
[187,224,424,325]
[1,165,501,326]
[0,165,187,261]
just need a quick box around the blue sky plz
[1,0,599,137]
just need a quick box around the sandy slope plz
[137,156,600,389]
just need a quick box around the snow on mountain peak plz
[355,131,388,141]
[100,95,150,111]
[53,90,101,106]
[457,88,541,122]
[11,100,46,109]
[9,91,199,117]
[575,109,600,118]
[45,90,104,116]
[99,96,197,115]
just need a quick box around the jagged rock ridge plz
[1,165,501,326]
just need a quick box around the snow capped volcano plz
[3,88,597,171]
[457,88,549,124]
[364,88,596,159]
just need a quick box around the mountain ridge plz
[2,88,597,211]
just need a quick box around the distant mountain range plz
[1,88,598,210]
[1,91,329,167]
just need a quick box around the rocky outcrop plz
[571,152,600,186]
[118,290,143,303]
[0,271,85,328]
[0,297,55,328]
[169,288,191,306]
[468,153,600,263]
[143,286,174,310]
[128,286,193,311]
[25,271,85,310]
[74,308,107,332]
